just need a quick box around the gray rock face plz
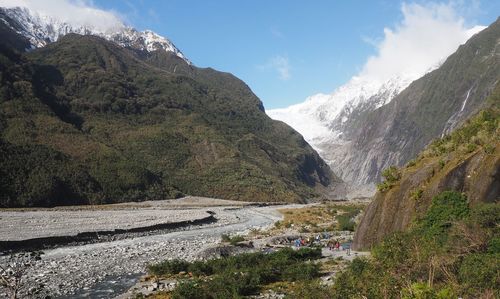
[353,137,500,250]
[321,18,499,192]
[269,21,498,196]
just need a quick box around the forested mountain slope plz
[0,24,337,207]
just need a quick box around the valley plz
[0,197,289,297]
[0,198,369,298]
[0,1,498,298]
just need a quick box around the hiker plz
[327,240,334,250]
[335,240,340,251]
[315,234,321,242]
[294,238,301,247]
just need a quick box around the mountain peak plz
[0,6,190,64]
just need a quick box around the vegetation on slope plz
[0,25,335,207]
[338,18,499,186]
[276,203,364,233]
[354,91,499,249]
[376,92,499,195]
[333,192,499,298]
[344,84,499,298]
[142,192,498,298]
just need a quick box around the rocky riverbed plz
[0,197,289,298]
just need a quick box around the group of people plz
[292,234,351,255]
[328,239,351,255]
[327,239,342,251]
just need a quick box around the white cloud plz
[0,0,125,32]
[359,1,485,82]
[259,55,291,80]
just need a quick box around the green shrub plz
[207,271,260,297]
[469,203,500,229]
[287,280,334,299]
[148,259,190,276]
[466,143,477,153]
[487,237,500,254]
[401,283,456,299]
[438,159,446,169]
[435,287,457,299]
[336,214,355,231]
[331,191,499,298]
[335,206,362,231]
[483,143,495,154]
[410,188,423,201]
[377,181,392,192]
[419,191,469,241]
[151,247,323,298]
[349,258,370,276]
[187,260,214,277]
[171,280,209,299]
[331,257,397,299]
[402,282,436,299]
[377,166,401,192]
[282,262,320,281]
[427,108,499,159]
[459,253,500,291]
[289,247,322,260]
[372,232,411,268]
[221,234,244,245]
[382,166,401,183]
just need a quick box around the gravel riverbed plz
[0,199,289,298]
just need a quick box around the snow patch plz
[267,73,417,144]
[0,6,190,64]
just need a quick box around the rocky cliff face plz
[269,21,495,195]
[344,19,499,191]
[353,104,500,250]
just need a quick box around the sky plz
[2,0,499,109]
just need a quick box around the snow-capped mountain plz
[268,73,417,147]
[0,6,190,63]
[268,72,421,198]
[268,26,484,197]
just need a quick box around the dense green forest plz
[0,24,335,207]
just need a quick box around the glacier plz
[268,27,485,195]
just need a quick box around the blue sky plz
[88,1,499,108]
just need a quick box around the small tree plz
[377,166,401,192]
[381,166,401,183]
[0,251,43,299]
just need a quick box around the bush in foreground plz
[149,247,322,298]
[331,191,500,298]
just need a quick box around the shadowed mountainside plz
[0,24,338,207]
